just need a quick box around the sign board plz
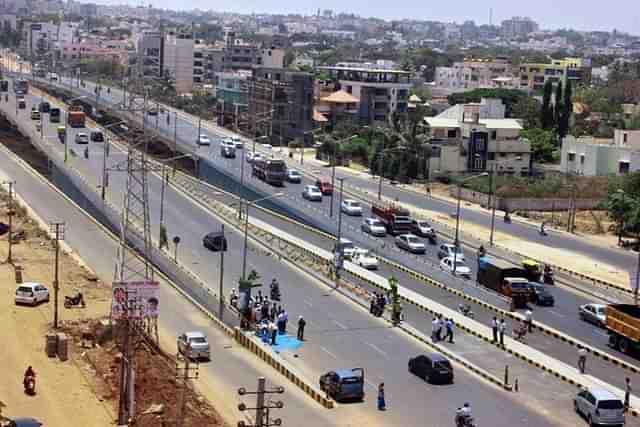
[30,24,42,31]
[111,281,159,320]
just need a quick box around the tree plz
[447,88,526,117]
[541,80,554,129]
[512,97,541,129]
[554,81,563,129]
[558,80,572,139]
[520,128,557,162]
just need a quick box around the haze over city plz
[92,0,640,34]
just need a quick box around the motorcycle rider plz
[455,402,473,427]
[540,221,547,236]
[23,366,36,391]
[477,245,486,258]
[229,288,238,307]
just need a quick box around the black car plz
[90,130,104,142]
[408,353,454,384]
[529,283,554,306]
[39,102,50,113]
[203,231,228,252]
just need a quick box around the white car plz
[246,152,263,163]
[361,217,386,237]
[341,199,363,216]
[15,282,50,306]
[395,234,426,254]
[438,243,465,262]
[232,136,244,149]
[302,185,322,201]
[222,137,234,146]
[579,303,607,327]
[75,132,89,144]
[177,331,211,360]
[351,248,379,270]
[287,169,302,183]
[197,134,211,146]
[440,257,472,277]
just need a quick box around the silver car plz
[177,331,210,360]
[302,185,322,201]
[361,218,386,237]
[395,234,426,254]
[579,303,606,327]
[574,388,624,426]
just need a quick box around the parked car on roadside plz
[319,368,365,402]
[15,283,49,306]
[574,387,624,427]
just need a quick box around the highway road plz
[28,75,640,371]
[0,76,588,427]
[43,72,640,275]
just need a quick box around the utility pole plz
[237,377,284,427]
[176,342,200,427]
[49,221,65,329]
[2,180,15,264]
[218,224,226,320]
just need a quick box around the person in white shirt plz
[525,309,533,333]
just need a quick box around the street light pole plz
[329,141,337,218]
[453,173,488,274]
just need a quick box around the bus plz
[13,79,28,95]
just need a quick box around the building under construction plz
[248,67,315,146]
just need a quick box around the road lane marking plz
[304,299,313,308]
[320,346,337,359]
[365,342,389,359]
[333,319,348,330]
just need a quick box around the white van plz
[574,388,625,426]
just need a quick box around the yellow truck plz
[605,304,640,353]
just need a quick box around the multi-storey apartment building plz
[519,57,592,91]
[316,65,412,124]
[434,57,515,94]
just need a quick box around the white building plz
[434,58,514,94]
[164,32,195,94]
[561,130,640,176]
[425,99,531,175]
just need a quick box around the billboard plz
[111,281,159,320]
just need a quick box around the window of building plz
[491,130,497,140]
[567,153,575,162]
[488,152,495,160]
[623,133,628,143]
[447,129,457,138]
[346,85,352,94]
[580,154,585,165]
[499,152,507,157]
[619,161,630,174]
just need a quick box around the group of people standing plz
[370,292,388,317]
[431,315,455,343]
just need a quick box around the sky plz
[98,0,640,35]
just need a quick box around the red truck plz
[252,158,287,186]
[371,202,413,235]
[67,109,86,128]
[315,179,333,195]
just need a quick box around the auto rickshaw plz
[522,259,542,282]
[57,126,66,142]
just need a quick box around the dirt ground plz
[0,174,225,426]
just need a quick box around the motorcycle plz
[426,231,437,245]
[24,375,36,396]
[455,415,475,427]
[457,304,474,319]
[64,292,85,308]
[543,271,555,285]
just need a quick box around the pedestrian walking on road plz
[625,377,632,412]
[277,312,285,335]
[445,319,454,343]
[525,309,533,333]
[297,316,306,341]
[377,383,386,411]
[499,319,506,347]
[282,310,288,332]
[492,317,498,343]
[437,315,444,341]
[269,321,277,345]
[578,347,587,374]
[432,317,440,342]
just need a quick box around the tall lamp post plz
[100,121,127,201]
[488,156,522,246]
[334,177,347,289]
[453,173,488,274]
[617,189,626,246]
[329,135,357,218]
[241,193,285,279]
